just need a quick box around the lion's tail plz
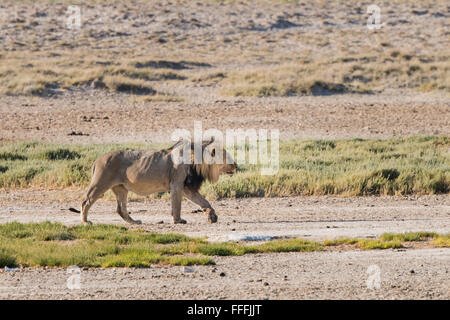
[68,160,96,215]
[166,139,185,152]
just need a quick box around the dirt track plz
[1,190,449,241]
[0,190,449,299]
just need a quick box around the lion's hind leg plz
[112,185,142,225]
[81,185,108,225]
[171,182,186,224]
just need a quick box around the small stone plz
[264,282,269,286]
[219,272,226,277]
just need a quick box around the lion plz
[69,138,236,225]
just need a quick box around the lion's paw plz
[208,214,218,223]
[204,208,218,223]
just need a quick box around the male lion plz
[69,138,236,225]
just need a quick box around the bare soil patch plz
[1,190,449,241]
[0,248,448,299]
[1,91,449,144]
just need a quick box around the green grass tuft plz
[0,152,27,161]
[432,234,450,248]
[0,222,323,267]
[0,249,18,268]
[323,238,403,249]
[39,149,81,161]
[380,231,438,242]
[322,238,359,246]
[356,239,403,249]
[322,232,450,250]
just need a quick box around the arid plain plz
[0,0,449,299]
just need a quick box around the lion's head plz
[170,138,237,191]
[200,138,237,182]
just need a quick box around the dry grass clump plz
[101,75,155,94]
[0,52,193,97]
[1,0,448,99]
[221,51,450,97]
[2,48,447,98]
[131,93,184,102]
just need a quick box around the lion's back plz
[125,150,173,184]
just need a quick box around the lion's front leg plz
[183,187,218,223]
[170,182,186,224]
[204,207,218,223]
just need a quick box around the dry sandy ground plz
[0,249,448,300]
[0,190,448,299]
[1,190,449,241]
[0,0,449,143]
[1,90,449,143]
